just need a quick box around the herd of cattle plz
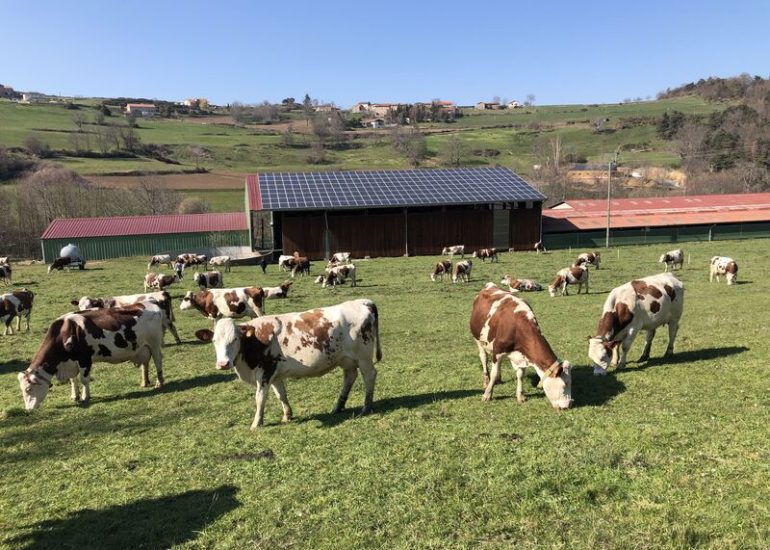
[9,245,741,425]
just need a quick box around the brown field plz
[87,171,246,189]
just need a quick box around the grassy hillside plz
[1,239,769,548]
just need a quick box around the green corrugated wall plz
[41,231,249,262]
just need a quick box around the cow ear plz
[70,300,79,306]
[195,329,214,342]
[243,326,256,339]
[61,319,77,351]
[550,364,563,378]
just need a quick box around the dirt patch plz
[228,449,275,461]
[88,171,247,190]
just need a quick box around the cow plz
[575,251,601,269]
[0,263,11,285]
[472,248,499,262]
[1,289,34,335]
[710,256,738,285]
[452,260,472,283]
[180,287,266,320]
[147,254,173,270]
[17,302,165,410]
[71,291,181,345]
[278,255,295,271]
[194,299,381,428]
[264,281,293,300]
[323,264,357,288]
[659,249,684,272]
[0,256,9,265]
[209,255,232,272]
[441,245,465,258]
[194,270,224,290]
[331,252,351,264]
[176,253,207,271]
[430,260,452,282]
[548,265,589,297]
[534,241,547,254]
[291,256,311,278]
[588,273,684,375]
[470,283,573,409]
[501,275,542,292]
[314,275,325,284]
[48,256,73,273]
[144,272,180,292]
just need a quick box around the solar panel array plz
[256,167,544,211]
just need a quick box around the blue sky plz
[2,0,769,107]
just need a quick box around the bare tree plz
[188,145,210,169]
[120,124,140,152]
[94,109,105,126]
[302,94,313,126]
[391,127,427,167]
[132,176,182,215]
[281,126,295,148]
[177,196,211,214]
[525,93,536,107]
[72,112,87,132]
[23,134,51,158]
[444,134,464,166]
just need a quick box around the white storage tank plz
[60,243,82,260]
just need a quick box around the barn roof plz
[41,212,248,239]
[245,167,544,212]
[543,192,770,232]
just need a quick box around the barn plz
[41,212,249,262]
[542,192,770,248]
[245,167,545,259]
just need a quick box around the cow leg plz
[79,362,92,404]
[616,332,636,370]
[482,357,502,401]
[70,377,81,403]
[333,364,358,413]
[16,315,22,332]
[514,363,527,404]
[4,321,12,336]
[477,341,490,387]
[270,381,293,422]
[358,358,377,415]
[151,345,164,388]
[168,322,182,345]
[562,282,569,296]
[251,381,270,429]
[140,362,151,388]
[665,320,679,357]
[638,329,656,362]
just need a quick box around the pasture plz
[1,239,769,549]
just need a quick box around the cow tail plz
[370,302,382,363]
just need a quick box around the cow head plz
[179,291,195,310]
[588,336,614,374]
[540,361,573,410]
[547,282,559,298]
[17,369,53,410]
[196,318,276,371]
[658,253,669,264]
[193,272,203,285]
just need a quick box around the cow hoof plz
[332,406,343,414]
[482,393,492,402]
[282,415,293,423]
[482,375,490,387]
[155,381,164,389]
[140,382,150,388]
[250,422,264,430]
[360,406,373,416]
[516,395,526,404]
[638,355,650,363]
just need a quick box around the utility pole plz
[605,147,620,248]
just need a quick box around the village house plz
[475,101,501,110]
[125,103,158,117]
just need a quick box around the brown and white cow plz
[322,264,357,288]
[291,255,311,278]
[331,252,351,264]
[0,256,9,265]
[430,260,452,282]
[659,249,684,271]
[148,254,173,270]
[18,302,165,410]
[534,241,547,254]
[278,255,295,271]
[548,265,589,297]
[0,263,11,285]
[195,299,381,428]
[441,245,465,258]
[588,272,684,375]
[710,256,738,285]
[71,291,181,345]
[179,287,266,319]
[1,289,34,335]
[209,255,232,272]
[144,272,180,292]
[501,275,543,292]
[472,248,499,262]
[194,270,224,290]
[575,251,601,269]
[48,256,73,273]
[264,281,293,299]
[176,253,207,271]
[453,260,472,283]
[470,283,573,409]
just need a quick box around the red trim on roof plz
[41,212,247,240]
[246,174,262,210]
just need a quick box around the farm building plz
[542,192,770,249]
[245,167,545,260]
[41,212,249,262]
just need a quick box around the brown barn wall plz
[407,209,493,256]
[281,214,325,258]
[328,211,406,258]
[509,203,542,250]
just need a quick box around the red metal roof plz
[246,174,262,210]
[41,212,248,239]
[543,193,770,232]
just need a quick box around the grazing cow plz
[534,241,547,254]
[48,256,73,273]
[147,254,173,270]
[264,281,293,299]
[259,258,268,274]
[472,248,499,262]
[430,260,452,282]
[0,256,9,265]
[441,245,465,258]
[72,290,181,345]
[331,252,351,264]
[588,273,684,374]
[291,256,311,278]
[0,263,11,285]
[453,260,472,283]
[548,265,589,297]
[575,251,601,269]
[314,275,325,284]
[180,287,266,319]
[659,249,684,272]
[1,289,34,335]
[710,256,738,285]
[209,255,232,272]
[194,270,224,290]
[323,264,357,288]
[501,275,542,292]
[195,299,381,428]
[176,253,207,271]
[144,272,180,292]
[470,283,573,409]
[278,255,294,271]
[17,302,165,410]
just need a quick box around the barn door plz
[493,205,510,249]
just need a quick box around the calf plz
[534,241,547,254]
[470,283,572,409]
[193,270,224,290]
[441,244,465,258]
[195,299,381,428]
[264,281,293,299]
[588,273,684,374]
[209,255,232,272]
[0,256,9,265]
[575,251,601,269]
[1,289,34,335]
[72,291,181,345]
[291,256,311,278]
[331,252,350,263]
[452,260,472,283]
[659,249,684,272]
[0,263,11,285]
[472,248,498,262]
[501,275,542,292]
[17,302,165,410]
[548,265,588,297]
[48,256,73,273]
[148,254,173,270]
[430,260,452,282]
[710,256,738,285]
[180,287,266,319]
[323,264,357,288]
[278,255,294,271]
[144,272,180,292]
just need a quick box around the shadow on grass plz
[8,485,239,549]
[95,372,235,404]
[630,345,749,370]
[0,359,26,375]
[570,366,626,407]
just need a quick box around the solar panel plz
[255,167,544,211]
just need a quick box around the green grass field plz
[1,239,769,548]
